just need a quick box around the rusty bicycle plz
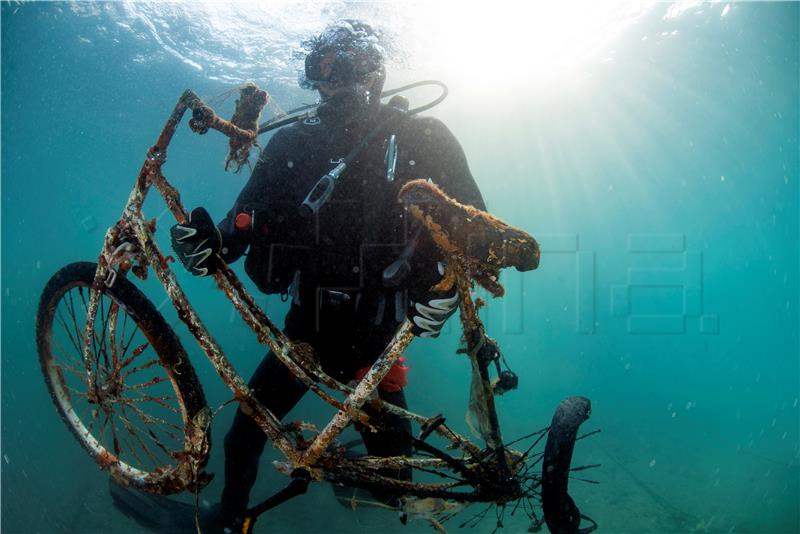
[35,84,597,533]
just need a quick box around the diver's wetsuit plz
[217,103,485,521]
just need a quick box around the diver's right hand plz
[170,207,222,277]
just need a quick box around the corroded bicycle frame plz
[78,89,520,504]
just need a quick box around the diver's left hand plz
[407,261,459,338]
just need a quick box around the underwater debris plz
[184,84,267,174]
[224,83,269,173]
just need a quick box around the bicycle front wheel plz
[36,262,211,494]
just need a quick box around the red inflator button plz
[234,212,252,231]
[355,357,409,393]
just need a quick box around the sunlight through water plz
[76,1,656,91]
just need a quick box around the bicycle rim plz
[36,262,210,494]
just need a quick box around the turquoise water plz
[2,2,798,533]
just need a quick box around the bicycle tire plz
[542,396,596,534]
[36,261,211,494]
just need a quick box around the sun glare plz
[405,2,650,89]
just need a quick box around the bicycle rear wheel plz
[36,261,211,494]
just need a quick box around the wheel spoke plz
[56,306,82,356]
[52,342,89,382]
[97,296,111,371]
[65,289,85,356]
[63,383,89,399]
[122,401,181,457]
[120,310,129,347]
[119,399,183,435]
[127,376,169,390]
[51,355,90,392]
[117,402,159,466]
[121,358,159,380]
[81,291,112,378]
[86,409,99,435]
[121,323,142,362]
[123,394,179,414]
[119,341,150,370]
[115,406,163,466]
[110,413,122,457]
[147,428,177,459]
[119,398,183,439]
[99,410,111,445]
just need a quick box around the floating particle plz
[3,454,8,465]
[721,4,730,17]
[81,215,97,233]
[649,459,656,467]
[287,160,294,169]
[720,175,726,182]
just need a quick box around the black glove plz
[170,207,222,277]
[407,261,459,338]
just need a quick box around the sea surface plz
[1,2,798,533]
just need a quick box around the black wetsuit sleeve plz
[217,130,291,263]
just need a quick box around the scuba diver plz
[143,20,486,532]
